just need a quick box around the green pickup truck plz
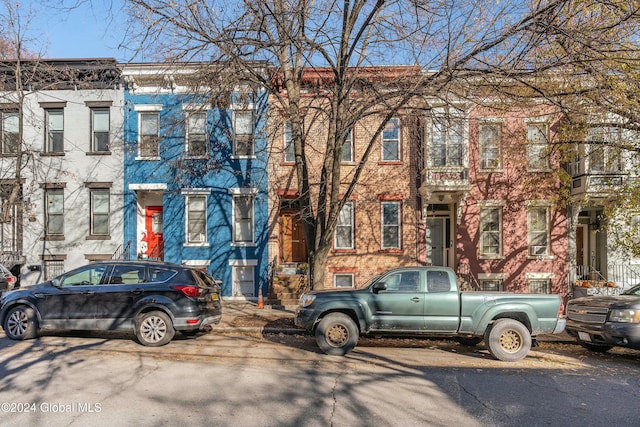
[295,266,566,361]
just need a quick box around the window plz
[382,118,400,161]
[334,274,354,288]
[528,206,549,256]
[59,264,108,287]
[186,194,207,244]
[587,127,623,173]
[139,112,159,157]
[187,112,207,156]
[1,110,18,154]
[45,188,64,236]
[481,279,503,291]
[527,123,549,170]
[43,259,65,280]
[109,265,146,284]
[427,270,451,293]
[528,279,551,294]
[480,207,502,257]
[342,128,354,163]
[381,201,401,249]
[46,109,64,153]
[334,202,354,249]
[90,189,110,236]
[91,108,110,152]
[283,122,295,163]
[431,108,464,167]
[233,195,254,244]
[480,123,501,169]
[383,270,420,292]
[232,265,255,296]
[233,110,254,156]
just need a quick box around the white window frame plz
[334,273,354,288]
[381,118,401,161]
[526,122,550,171]
[284,121,295,163]
[135,104,162,159]
[528,204,551,257]
[587,127,624,173]
[91,108,110,152]
[334,202,354,249]
[430,107,465,168]
[342,128,354,163]
[232,109,254,158]
[1,110,19,154]
[229,188,258,246]
[89,188,110,236]
[45,188,64,236]
[479,121,502,170]
[525,272,554,294]
[184,193,208,245]
[381,201,401,249]
[46,109,64,153]
[186,111,208,157]
[480,206,502,258]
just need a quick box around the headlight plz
[609,309,640,323]
[299,293,316,308]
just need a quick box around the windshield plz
[359,274,381,289]
[622,284,640,296]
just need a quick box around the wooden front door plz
[145,206,164,260]
[280,212,307,263]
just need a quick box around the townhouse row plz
[1,59,637,300]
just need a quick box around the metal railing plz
[456,261,481,291]
[111,240,132,261]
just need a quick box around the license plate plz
[578,332,591,342]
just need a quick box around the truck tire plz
[315,313,359,356]
[485,318,531,362]
[577,340,612,353]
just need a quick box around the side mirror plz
[372,282,387,294]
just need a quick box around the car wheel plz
[315,313,359,356]
[455,336,483,346]
[485,318,532,362]
[577,340,613,353]
[135,311,175,347]
[4,305,38,340]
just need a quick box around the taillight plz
[558,300,565,317]
[174,285,202,298]
[6,276,16,284]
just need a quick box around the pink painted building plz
[419,103,569,298]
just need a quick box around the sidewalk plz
[213,301,574,343]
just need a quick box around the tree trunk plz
[309,243,331,290]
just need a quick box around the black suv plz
[0,260,222,346]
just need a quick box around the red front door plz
[145,206,164,260]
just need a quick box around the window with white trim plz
[232,265,255,297]
[139,112,160,157]
[46,109,64,153]
[381,201,401,249]
[284,121,295,162]
[45,188,64,236]
[481,279,503,291]
[480,207,502,257]
[1,110,19,154]
[382,118,400,161]
[527,123,549,170]
[528,206,550,256]
[342,128,354,163]
[334,274,354,288]
[233,110,254,156]
[480,123,501,170]
[187,112,207,156]
[528,279,551,294]
[90,189,110,236]
[587,127,623,173]
[334,202,354,249]
[431,108,464,167]
[233,194,254,244]
[186,194,207,244]
[91,108,110,152]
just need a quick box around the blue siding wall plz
[123,89,269,298]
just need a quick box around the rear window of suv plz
[149,267,178,283]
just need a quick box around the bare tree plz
[123,0,640,288]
